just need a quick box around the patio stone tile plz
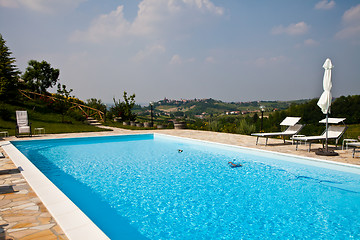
[39,212,51,218]
[38,217,51,224]
[20,229,58,240]
[8,229,38,239]
[4,200,30,208]
[24,205,39,211]
[4,193,28,200]
[0,199,11,208]
[12,202,37,210]
[30,223,55,230]
[3,215,36,223]
[0,148,68,240]
[12,221,38,229]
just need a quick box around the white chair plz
[15,111,32,137]
[347,142,360,158]
[292,125,347,152]
[251,117,303,145]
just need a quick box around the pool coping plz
[2,132,360,240]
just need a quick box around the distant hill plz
[151,98,310,117]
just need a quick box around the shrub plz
[67,110,86,122]
[0,105,11,121]
[236,119,256,135]
[208,120,221,132]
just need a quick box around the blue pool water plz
[12,134,360,239]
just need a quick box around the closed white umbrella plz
[317,58,333,114]
[317,58,333,153]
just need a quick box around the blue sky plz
[1,0,359,104]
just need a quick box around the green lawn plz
[0,102,111,136]
[343,124,360,140]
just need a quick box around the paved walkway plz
[0,151,67,240]
[1,128,359,239]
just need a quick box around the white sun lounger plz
[251,117,303,145]
[347,142,360,158]
[292,125,347,152]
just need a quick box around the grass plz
[0,101,111,136]
[343,124,360,140]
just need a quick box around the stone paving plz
[0,127,359,240]
[0,151,68,240]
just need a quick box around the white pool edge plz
[1,141,110,240]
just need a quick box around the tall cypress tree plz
[0,34,20,100]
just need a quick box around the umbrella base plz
[315,148,339,156]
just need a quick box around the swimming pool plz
[9,134,360,239]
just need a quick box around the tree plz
[110,91,136,121]
[0,34,20,100]
[252,112,259,123]
[331,95,360,124]
[22,60,59,94]
[87,98,107,121]
[86,98,107,113]
[53,83,73,123]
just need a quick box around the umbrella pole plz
[325,112,328,152]
[316,113,338,156]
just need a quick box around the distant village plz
[153,97,279,119]
[158,97,211,105]
[158,97,273,106]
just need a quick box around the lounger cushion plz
[252,124,303,137]
[292,125,346,142]
[18,126,30,134]
[347,142,360,147]
[16,111,29,127]
[292,135,326,141]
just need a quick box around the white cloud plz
[129,0,171,36]
[170,54,182,64]
[272,22,309,36]
[205,56,215,63]
[336,4,360,40]
[0,0,18,8]
[342,4,360,24]
[336,26,360,40]
[182,0,224,15]
[131,44,166,62]
[71,6,130,43]
[71,0,224,42]
[295,38,319,48]
[0,0,86,13]
[315,0,335,10]
[169,54,197,65]
[304,38,319,46]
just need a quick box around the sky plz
[1,0,359,105]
